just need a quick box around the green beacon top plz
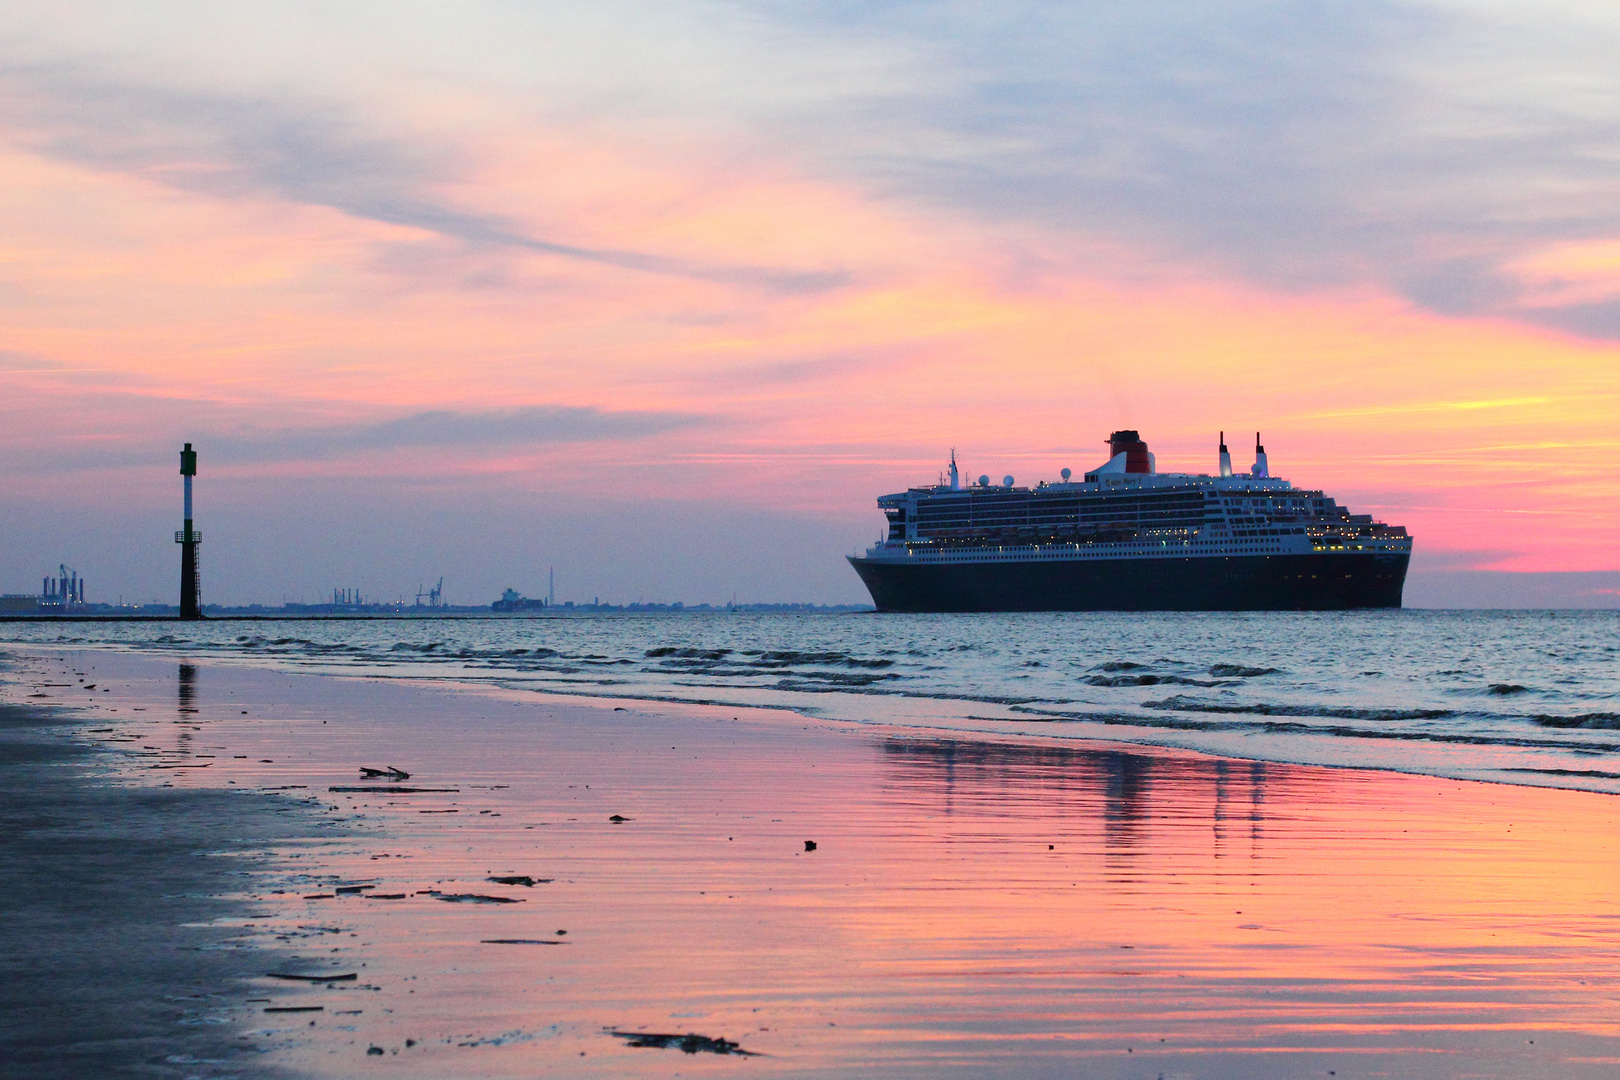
[180,443,197,477]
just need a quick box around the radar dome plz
[977,475,990,487]
[1002,475,1015,487]
[1060,467,1072,481]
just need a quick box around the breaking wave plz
[1530,712,1620,729]
[1208,663,1279,678]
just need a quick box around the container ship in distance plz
[847,431,1412,612]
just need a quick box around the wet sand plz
[0,659,342,1079]
[6,646,1620,1078]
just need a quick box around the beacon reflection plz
[177,662,198,715]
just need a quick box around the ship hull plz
[847,552,1409,612]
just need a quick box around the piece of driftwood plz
[266,972,357,983]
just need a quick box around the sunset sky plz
[2,2,1617,606]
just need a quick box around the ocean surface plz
[4,609,1618,791]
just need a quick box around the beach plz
[6,643,1620,1078]
[0,660,335,1079]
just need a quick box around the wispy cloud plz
[209,405,709,463]
[0,57,847,295]
[0,404,710,474]
[12,5,1620,330]
[0,349,110,375]
[750,1,1620,336]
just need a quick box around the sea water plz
[6,610,1616,791]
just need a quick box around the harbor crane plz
[414,578,444,608]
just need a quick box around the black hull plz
[848,552,1409,612]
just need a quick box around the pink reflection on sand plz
[39,650,1620,1077]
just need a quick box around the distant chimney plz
[1106,430,1153,474]
[1252,432,1269,479]
[1219,431,1233,478]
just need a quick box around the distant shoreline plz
[0,606,876,623]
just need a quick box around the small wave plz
[1143,695,1456,722]
[781,671,900,687]
[645,647,732,660]
[653,657,749,672]
[1084,674,1226,688]
[645,664,777,679]
[1208,664,1278,678]
[913,691,1048,706]
[1530,712,1620,729]
[750,650,893,668]
[1503,766,1620,779]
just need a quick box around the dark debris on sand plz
[427,891,523,904]
[608,1029,759,1055]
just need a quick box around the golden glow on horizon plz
[1307,396,1556,418]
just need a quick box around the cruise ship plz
[847,431,1411,612]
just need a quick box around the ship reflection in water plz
[862,737,1620,1076]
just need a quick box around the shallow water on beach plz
[4,609,1619,791]
[9,649,1620,1079]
